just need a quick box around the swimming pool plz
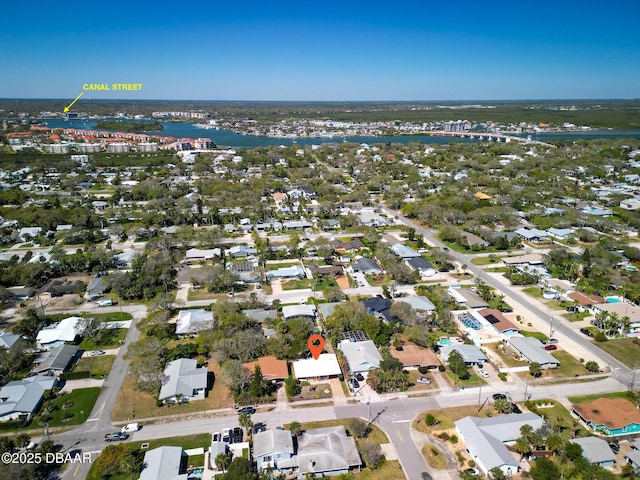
[459,314,482,330]
[605,296,621,303]
[438,338,454,346]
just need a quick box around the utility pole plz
[524,379,529,403]
[549,316,554,339]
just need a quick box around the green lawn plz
[568,391,632,404]
[523,287,543,299]
[71,355,116,378]
[550,351,589,377]
[471,256,503,266]
[526,400,589,439]
[282,278,311,290]
[45,312,133,323]
[444,371,486,387]
[78,328,127,350]
[595,337,640,368]
[520,330,549,342]
[32,387,100,428]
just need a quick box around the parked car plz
[96,298,113,307]
[443,247,450,252]
[253,422,266,434]
[580,328,594,337]
[350,378,360,389]
[212,432,222,442]
[233,427,243,442]
[492,393,507,401]
[546,338,559,344]
[544,344,557,351]
[121,423,140,433]
[464,467,480,475]
[417,377,431,384]
[238,406,256,415]
[421,472,434,480]
[355,373,365,382]
[222,428,232,443]
[90,350,106,356]
[478,369,489,378]
[105,432,128,442]
[610,443,620,454]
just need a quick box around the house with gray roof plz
[352,257,382,275]
[515,227,549,242]
[33,344,79,374]
[394,296,437,313]
[406,256,437,278]
[158,358,208,403]
[185,248,221,263]
[0,376,57,422]
[439,344,487,367]
[138,446,187,480]
[339,339,382,373]
[390,243,421,258]
[243,309,277,324]
[316,302,342,320]
[253,428,295,472]
[508,336,560,369]
[570,437,615,468]
[0,332,21,350]
[278,426,362,478]
[175,309,214,336]
[282,305,317,321]
[455,413,544,476]
[267,265,305,280]
[113,249,143,267]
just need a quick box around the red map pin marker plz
[307,334,325,360]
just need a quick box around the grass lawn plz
[78,328,127,350]
[315,278,339,290]
[595,337,640,368]
[406,370,437,392]
[87,433,211,480]
[111,361,234,422]
[45,311,133,323]
[471,256,504,266]
[357,460,405,480]
[520,330,549,342]
[568,391,633,404]
[265,261,301,269]
[71,355,116,378]
[443,371,486,388]
[551,351,589,377]
[523,287,543,299]
[564,311,591,322]
[526,400,589,439]
[282,278,311,290]
[484,343,528,368]
[365,273,390,287]
[32,387,100,429]
[187,288,221,301]
[422,444,447,469]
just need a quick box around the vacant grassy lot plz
[78,328,127,350]
[111,361,234,422]
[595,337,640,368]
[186,288,220,301]
[282,278,311,290]
[413,404,499,433]
[406,370,438,392]
[484,342,528,368]
[72,355,116,378]
[32,387,100,429]
[443,371,486,388]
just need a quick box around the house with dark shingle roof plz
[33,344,79,374]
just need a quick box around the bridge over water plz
[424,130,557,148]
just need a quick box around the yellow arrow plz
[63,91,84,113]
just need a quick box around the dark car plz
[492,393,507,401]
[238,406,256,415]
[253,422,266,434]
[421,472,434,480]
[355,373,365,382]
[443,247,450,252]
[610,443,620,454]
[580,328,594,337]
[350,378,360,389]
[233,427,243,442]
[510,403,522,414]
[499,307,513,313]
[544,344,557,351]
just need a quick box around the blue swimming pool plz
[605,296,621,303]
[438,338,454,346]
[459,314,482,330]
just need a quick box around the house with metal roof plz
[253,429,295,472]
[243,308,278,324]
[158,358,208,403]
[33,344,79,374]
[339,339,382,373]
[113,249,143,267]
[0,332,21,350]
[394,296,436,313]
[185,248,220,263]
[36,316,83,349]
[282,304,316,321]
[455,413,544,476]
[138,446,188,480]
[514,227,549,242]
[278,426,362,478]
[0,375,57,422]
[175,309,214,336]
[447,288,488,309]
[439,344,487,367]
[352,257,382,275]
[390,243,421,258]
[267,265,305,280]
[508,336,559,368]
[570,437,615,468]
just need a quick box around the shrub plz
[439,432,450,441]
[594,331,607,342]
[425,413,438,426]
[585,361,600,372]
[418,366,429,374]
[497,372,507,381]
[449,434,458,444]
[438,365,446,372]
[347,418,370,438]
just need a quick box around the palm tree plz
[215,452,230,473]
[546,433,564,457]
[515,436,532,460]
[289,421,302,436]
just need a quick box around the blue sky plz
[1,0,638,101]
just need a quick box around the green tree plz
[289,421,302,436]
[215,452,231,473]
[529,362,542,378]
[494,398,511,414]
[222,457,257,480]
[239,412,253,432]
[347,418,370,438]
[92,444,130,477]
[529,457,559,480]
[447,350,470,380]
[489,467,505,480]
[585,361,600,372]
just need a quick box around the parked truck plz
[104,432,129,442]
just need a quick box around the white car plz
[90,350,106,356]
[417,377,431,384]
[121,422,140,433]
[478,369,489,378]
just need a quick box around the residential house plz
[243,356,289,382]
[514,227,549,242]
[477,308,520,336]
[37,279,84,298]
[332,238,364,253]
[17,227,42,243]
[0,376,57,422]
[36,316,83,349]
[230,261,262,284]
[547,227,574,240]
[282,305,316,322]
[508,337,559,368]
[158,358,208,403]
[138,446,188,480]
[87,276,108,299]
[253,429,295,472]
[394,296,436,315]
[439,344,487,367]
[568,291,605,311]
[243,308,278,325]
[620,198,640,211]
[278,426,362,478]
[570,437,615,468]
[502,254,544,266]
[0,332,21,350]
[33,344,79,375]
[293,354,342,380]
[267,265,305,280]
[390,243,421,259]
[352,257,382,275]
[339,339,382,373]
[175,309,214,336]
[572,398,640,436]
[447,288,488,309]
[459,231,489,248]
[455,413,545,476]
[227,245,258,258]
[406,256,437,278]
[592,302,640,333]
[185,248,220,263]
[362,296,393,322]
[7,286,35,300]
[113,249,143,268]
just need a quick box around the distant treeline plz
[95,120,163,132]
